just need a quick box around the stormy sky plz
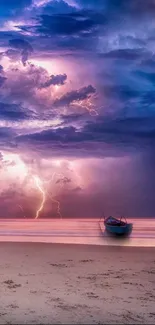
[0,0,155,218]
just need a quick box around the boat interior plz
[105,216,126,227]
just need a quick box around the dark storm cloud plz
[0,127,15,139]
[101,49,144,61]
[36,11,102,36]
[0,102,35,120]
[41,0,76,14]
[0,0,154,134]
[103,85,140,101]
[0,32,23,51]
[9,39,33,66]
[0,38,34,66]
[54,85,96,107]
[17,1,104,51]
[30,0,155,41]
[77,0,155,16]
[0,0,155,219]
[0,0,33,16]
[0,127,18,152]
[41,73,67,88]
[137,71,155,84]
[9,39,33,52]
[0,0,153,56]
[0,76,7,87]
[0,0,32,9]
[0,49,20,62]
[15,115,155,159]
[84,117,155,142]
[19,126,81,142]
[8,0,153,58]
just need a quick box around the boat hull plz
[105,223,133,236]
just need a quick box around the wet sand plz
[0,218,155,247]
[0,242,155,324]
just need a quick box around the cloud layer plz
[0,0,155,217]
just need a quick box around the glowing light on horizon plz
[0,152,82,219]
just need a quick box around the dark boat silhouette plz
[104,216,133,236]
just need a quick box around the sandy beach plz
[0,242,155,324]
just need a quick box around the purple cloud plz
[0,76,7,87]
[41,73,67,88]
[9,39,33,66]
[54,85,96,107]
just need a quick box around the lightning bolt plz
[33,176,46,219]
[46,172,63,219]
[47,192,62,219]
[72,98,99,116]
[33,174,62,219]
[83,98,99,116]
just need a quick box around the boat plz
[103,216,133,236]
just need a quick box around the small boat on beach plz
[103,216,133,236]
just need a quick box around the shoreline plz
[0,235,155,247]
[1,241,155,250]
[1,240,155,249]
